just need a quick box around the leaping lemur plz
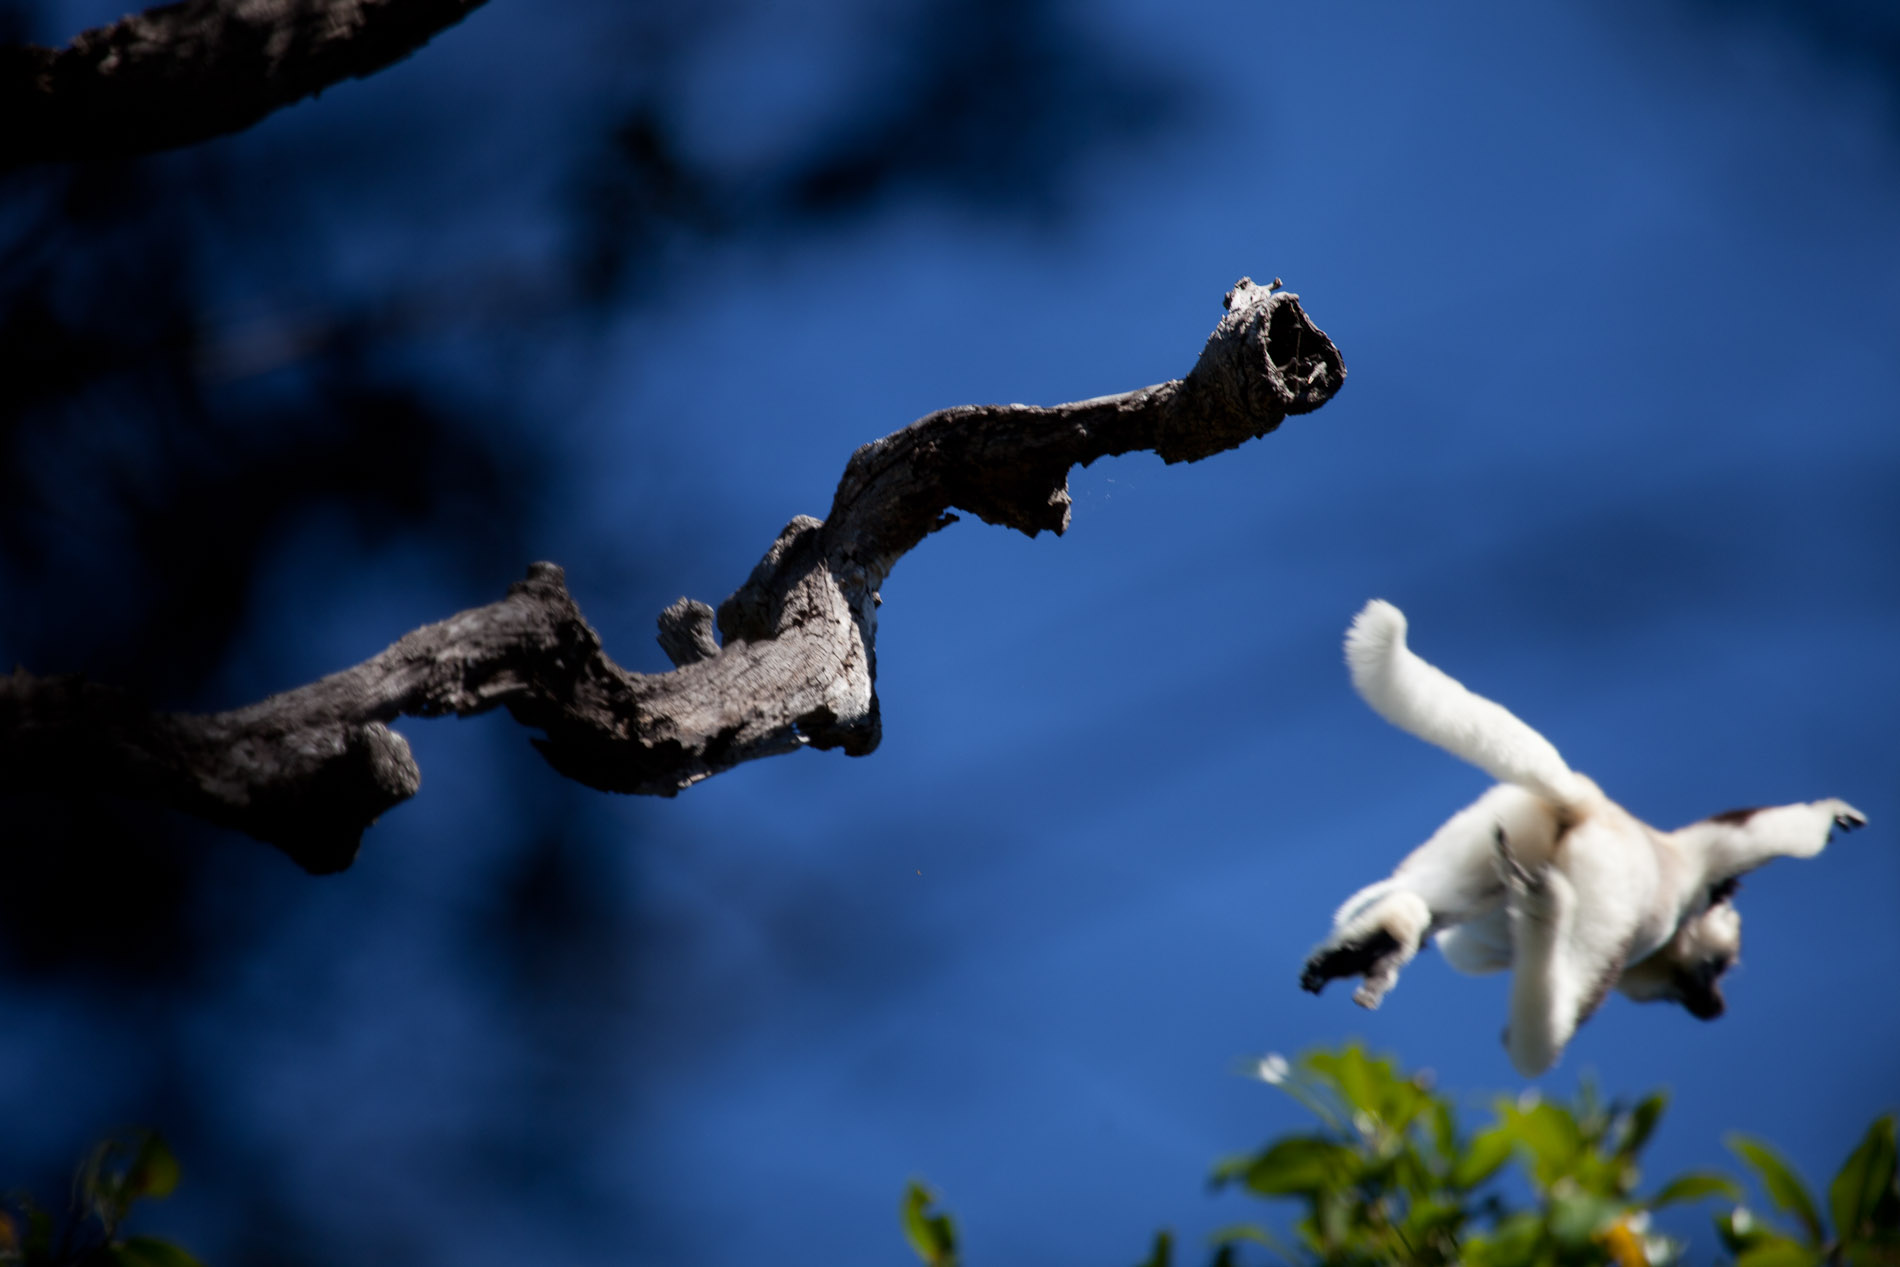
[1300,599,1865,1077]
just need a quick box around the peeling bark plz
[1,0,488,168]
[0,279,1345,873]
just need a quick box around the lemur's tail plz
[1345,600,1585,807]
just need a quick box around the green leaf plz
[1388,1145,1439,1203]
[126,1135,181,1202]
[1649,1171,1743,1208]
[23,1206,54,1257]
[1718,1206,1772,1254]
[1331,1045,1381,1121]
[901,1181,957,1267]
[1730,1134,1827,1244]
[1207,1223,1277,1248]
[1506,1101,1585,1188]
[1313,1188,1353,1252]
[1451,1126,1515,1190]
[1875,1181,1900,1235]
[1132,1228,1171,1267]
[1732,1240,1823,1267]
[1830,1116,1897,1244]
[1619,1093,1668,1159]
[1207,1154,1254,1188]
[77,1138,127,1226]
[1401,1195,1467,1244]
[1469,1210,1542,1265]
[1241,1136,1351,1197]
[1299,1048,1340,1084]
[1546,1191,1622,1250]
[108,1238,208,1267]
[1427,1099,1459,1164]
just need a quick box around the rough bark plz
[0,279,1345,873]
[1,0,488,168]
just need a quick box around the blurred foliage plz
[1718,1116,1900,1267]
[0,1133,202,1267]
[903,1045,1900,1267]
[902,1181,959,1267]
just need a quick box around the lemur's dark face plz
[1669,883,1744,1020]
[1673,950,1732,1019]
[1618,880,1743,1019]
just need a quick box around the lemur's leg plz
[1300,885,1432,1009]
[1499,821,1648,1076]
[1301,786,1546,1008]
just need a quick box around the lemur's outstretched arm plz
[1673,800,1866,881]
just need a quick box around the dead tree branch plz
[1,0,488,168]
[0,279,1345,873]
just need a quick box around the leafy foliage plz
[900,1046,1900,1267]
[1195,1045,1718,1266]
[0,1133,203,1267]
[1719,1117,1900,1266]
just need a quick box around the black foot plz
[1300,928,1400,994]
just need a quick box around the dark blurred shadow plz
[0,0,1191,1259]
[1669,0,1900,122]
[784,0,1178,216]
[568,0,1182,303]
[0,159,527,702]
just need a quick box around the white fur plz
[1346,600,1586,806]
[1302,599,1865,1077]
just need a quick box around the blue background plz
[2,1,1897,1263]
